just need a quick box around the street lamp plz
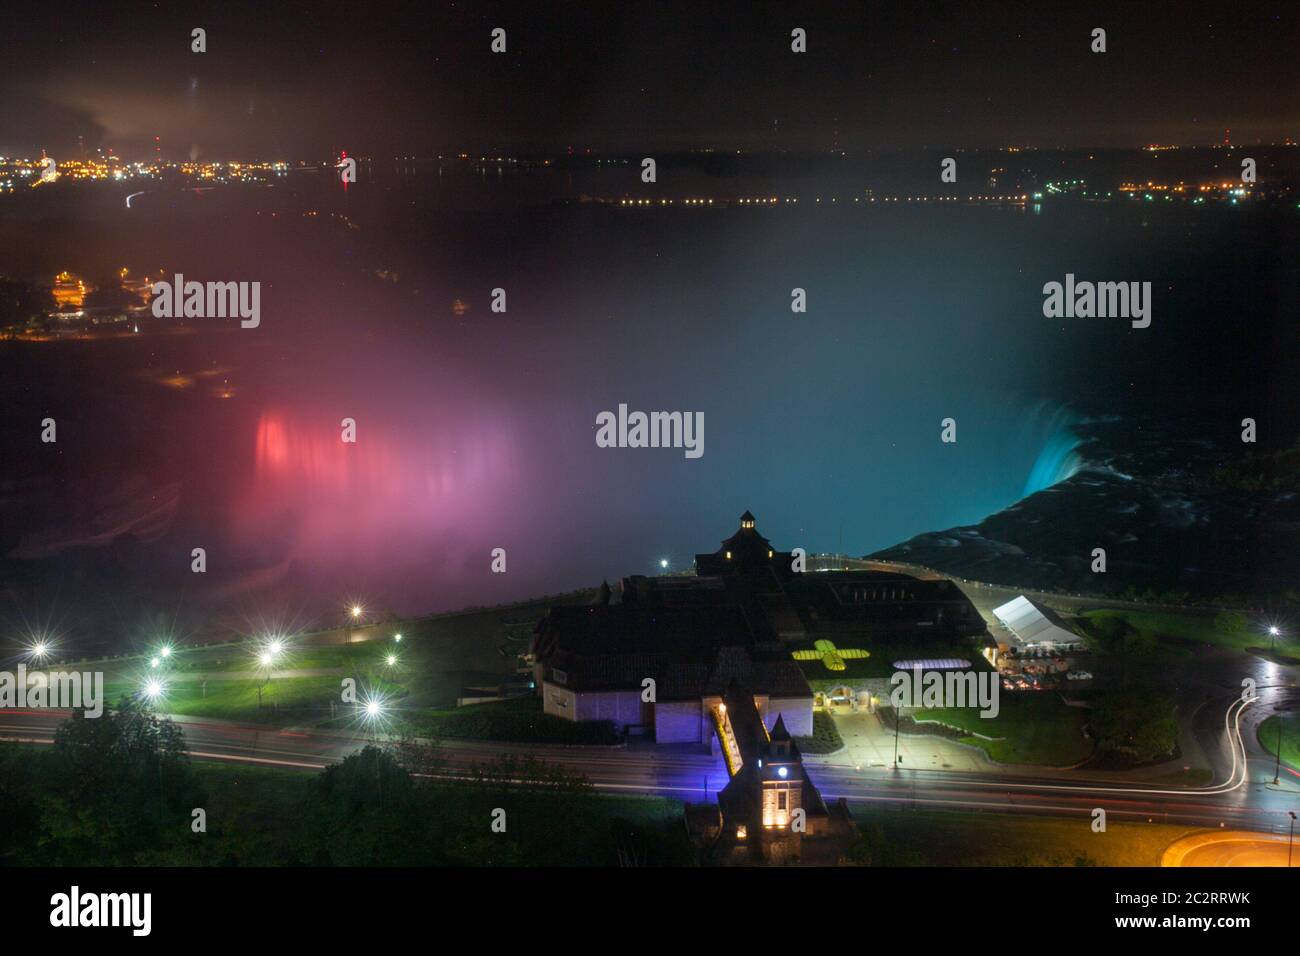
[1269,625,1280,655]
[149,656,161,669]
[360,696,387,743]
[660,558,669,570]
[29,642,49,663]
[160,644,172,659]
[142,678,164,702]
[385,653,398,667]
[393,633,402,643]
[350,605,363,620]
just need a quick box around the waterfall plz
[1019,402,1083,499]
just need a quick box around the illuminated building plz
[533,511,984,742]
[51,272,88,309]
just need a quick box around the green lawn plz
[101,675,401,724]
[1079,608,1300,658]
[52,597,568,727]
[913,692,1093,766]
[1257,715,1300,770]
[850,807,1194,866]
[400,696,620,745]
[799,638,992,686]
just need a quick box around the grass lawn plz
[101,675,398,724]
[799,638,992,686]
[850,807,1193,866]
[1079,608,1300,658]
[53,596,577,726]
[400,695,620,745]
[1257,715,1300,770]
[913,692,1092,766]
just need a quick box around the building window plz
[552,668,567,685]
[777,791,787,811]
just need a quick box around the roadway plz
[2,687,1297,838]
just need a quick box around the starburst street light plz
[142,678,165,701]
[149,656,161,669]
[385,653,398,667]
[660,558,669,570]
[356,687,392,740]
[393,633,402,643]
[350,604,364,620]
[29,641,49,663]
[160,644,173,658]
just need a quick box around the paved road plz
[1162,830,1298,866]
[2,691,1296,836]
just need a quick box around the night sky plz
[3,0,1298,158]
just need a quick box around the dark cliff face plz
[872,418,1300,604]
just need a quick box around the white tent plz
[991,595,1083,652]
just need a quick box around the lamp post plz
[893,705,901,769]
[1269,625,1280,656]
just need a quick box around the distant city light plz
[660,558,669,569]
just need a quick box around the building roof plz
[991,595,1082,647]
[694,510,794,578]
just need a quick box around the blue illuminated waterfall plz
[1019,402,1083,499]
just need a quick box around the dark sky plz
[1,0,1297,159]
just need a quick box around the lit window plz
[725,551,731,560]
[736,825,748,839]
[778,791,787,810]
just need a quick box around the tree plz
[41,698,204,864]
[1089,688,1179,764]
[0,744,43,864]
